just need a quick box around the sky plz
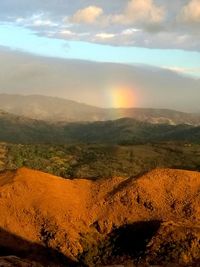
[0,0,200,110]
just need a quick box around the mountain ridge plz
[1,109,200,144]
[1,94,200,125]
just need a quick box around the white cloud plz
[70,6,103,24]
[163,66,200,78]
[33,19,57,27]
[15,13,58,28]
[95,33,115,39]
[15,17,25,23]
[59,30,74,36]
[122,28,142,35]
[5,2,200,51]
[49,29,91,41]
[68,1,165,29]
[179,0,200,23]
[112,0,165,25]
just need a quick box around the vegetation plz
[1,111,200,145]
[1,142,200,179]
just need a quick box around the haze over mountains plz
[1,50,200,113]
[1,94,200,125]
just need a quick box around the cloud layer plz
[111,0,165,25]
[70,6,103,24]
[179,0,200,23]
[0,49,199,112]
[0,0,200,51]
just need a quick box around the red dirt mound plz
[0,167,199,266]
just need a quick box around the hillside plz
[0,167,199,266]
[3,142,200,180]
[1,111,200,144]
[0,109,61,143]
[0,94,200,125]
[0,94,105,122]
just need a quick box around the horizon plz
[0,92,200,114]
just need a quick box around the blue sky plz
[0,23,200,78]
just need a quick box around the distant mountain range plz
[0,94,200,125]
[0,109,200,144]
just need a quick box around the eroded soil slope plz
[0,167,199,266]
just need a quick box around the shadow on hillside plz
[79,220,162,266]
[106,170,151,199]
[110,220,161,257]
[0,227,77,267]
[130,169,152,180]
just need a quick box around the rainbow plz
[108,85,136,108]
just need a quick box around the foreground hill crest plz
[0,167,199,266]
